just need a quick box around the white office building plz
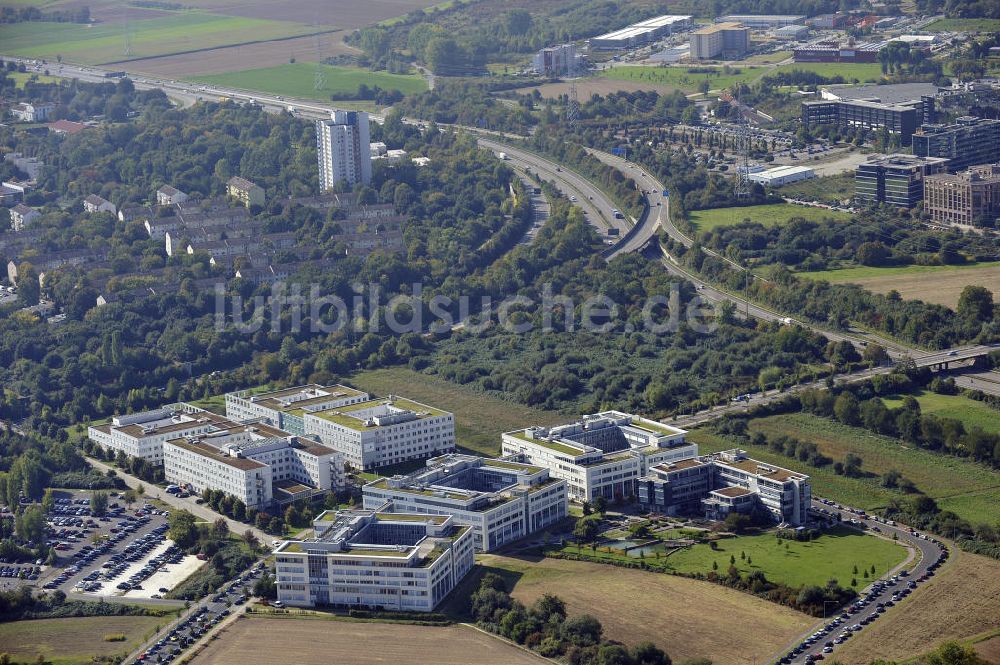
[363,454,567,551]
[501,411,696,502]
[304,396,455,471]
[532,44,582,76]
[275,509,475,611]
[163,422,345,509]
[317,110,372,189]
[224,384,369,436]
[88,405,236,464]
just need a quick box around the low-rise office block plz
[275,510,475,611]
[88,405,235,464]
[225,384,369,435]
[363,454,567,551]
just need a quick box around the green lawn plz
[0,614,175,665]
[923,18,1000,32]
[689,413,1000,523]
[6,70,64,88]
[689,203,851,232]
[0,12,318,64]
[347,367,564,457]
[880,390,1000,435]
[780,172,856,206]
[190,63,426,102]
[798,261,1000,283]
[665,526,907,588]
[601,61,882,94]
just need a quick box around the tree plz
[573,515,600,542]
[253,572,277,599]
[834,392,861,426]
[242,529,260,553]
[957,285,993,322]
[843,453,864,478]
[856,241,890,266]
[592,495,608,514]
[531,593,567,622]
[15,505,46,545]
[41,488,55,514]
[168,510,199,549]
[561,614,603,646]
[90,491,109,517]
[211,517,229,540]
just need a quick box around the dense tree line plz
[0,5,89,24]
[396,82,535,133]
[915,0,1000,18]
[165,511,256,600]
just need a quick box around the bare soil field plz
[834,550,1000,664]
[188,617,547,665]
[478,554,814,664]
[123,32,357,77]
[171,0,443,27]
[515,78,684,100]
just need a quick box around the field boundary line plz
[458,622,560,663]
[97,29,348,67]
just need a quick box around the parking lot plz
[132,563,265,665]
[31,489,203,600]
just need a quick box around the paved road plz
[86,458,270,544]
[587,149,665,259]
[478,139,628,239]
[778,502,948,665]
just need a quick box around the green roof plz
[482,459,545,474]
[629,419,684,436]
[507,430,582,456]
[345,548,412,557]
[310,397,449,430]
[366,478,470,500]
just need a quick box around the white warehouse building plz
[501,411,696,502]
[747,165,815,186]
[163,422,345,510]
[88,405,236,464]
[363,454,567,551]
[275,510,475,611]
[304,396,455,471]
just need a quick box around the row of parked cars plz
[1,564,40,580]
[779,541,950,663]
[44,514,155,590]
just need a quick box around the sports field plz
[0,12,320,65]
[0,615,170,665]
[474,554,814,664]
[664,526,908,588]
[689,203,851,232]
[881,390,1000,435]
[188,617,544,665]
[689,414,1000,523]
[190,63,426,101]
[835,550,1000,663]
[349,367,564,457]
[798,261,1000,309]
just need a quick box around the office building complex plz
[304,396,455,470]
[637,449,812,526]
[802,98,928,145]
[163,422,345,510]
[855,154,950,208]
[363,454,567,551]
[88,405,235,463]
[532,44,582,76]
[225,384,370,436]
[690,22,749,59]
[923,164,1000,226]
[275,510,474,611]
[912,117,1000,173]
[589,15,692,50]
[317,111,372,189]
[501,411,696,502]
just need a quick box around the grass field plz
[780,172,855,205]
[881,390,1000,435]
[600,62,882,94]
[190,63,426,101]
[835,550,1000,663]
[689,203,851,232]
[664,526,907,588]
[798,261,1000,309]
[0,615,170,665]
[923,18,1000,32]
[0,12,319,65]
[189,616,543,665]
[348,367,564,457]
[468,554,814,664]
[689,414,1000,523]
[6,70,64,88]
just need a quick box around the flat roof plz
[654,457,705,472]
[823,82,939,104]
[633,15,691,27]
[165,438,268,471]
[117,411,232,438]
[717,457,806,482]
[713,486,755,497]
[693,22,747,34]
